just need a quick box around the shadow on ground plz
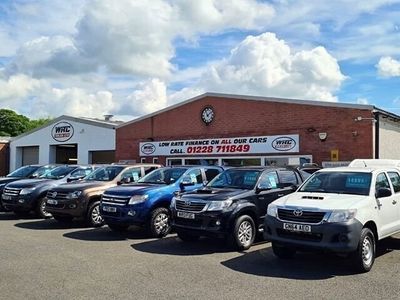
[0,212,37,221]
[14,218,87,230]
[63,225,150,242]
[131,236,267,256]
[221,236,400,280]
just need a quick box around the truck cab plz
[100,165,223,237]
[264,159,400,272]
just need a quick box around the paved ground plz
[1,212,400,300]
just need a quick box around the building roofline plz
[117,92,377,128]
[10,115,117,142]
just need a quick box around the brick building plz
[116,93,400,167]
[0,138,11,176]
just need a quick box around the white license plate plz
[102,206,117,213]
[283,223,311,232]
[2,195,11,200]
[47,199,58,205]
[177,211,195,219]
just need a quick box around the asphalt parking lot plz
[1,212,400,300]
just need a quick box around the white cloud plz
[194,33,346,101]
[356,98,369,104]
[377,56,400,77]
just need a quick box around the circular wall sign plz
[51,122,74,142]
[201,106,215,125]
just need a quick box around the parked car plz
[170,167,306,250]
[264,159,400,272]
[1,165,95,218]
[0,164,57,212]
[45,164,161,227]
[100,165,223,237]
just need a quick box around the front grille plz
[278,208,326,224]
[277,229,323,242]
[175,200,207,212]
[101,194,130,206]
[46,191,69,200]
[3,187,21,197]
[301,196,324,200]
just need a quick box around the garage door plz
[90,150,115,164]
[21,146,39,165]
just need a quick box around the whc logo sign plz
[51,122,74,142]
[272,137,296,151]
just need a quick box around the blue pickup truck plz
[100,165,223,237]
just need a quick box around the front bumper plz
[100,203,149,226]
[264,215,363,253]
[45,198,86,218]
[171,208,232,238]
[1,194,36,212]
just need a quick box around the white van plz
[264,159,400,272]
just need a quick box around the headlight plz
[207,199,233,211]
[66,191,82,199]
[267,205,278,217]
[327,209,357,223]
[128,194,148,205]
[20,187,36,195]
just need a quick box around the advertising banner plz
[140,135,299,156]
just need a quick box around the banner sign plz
[140,135,299,156]
[51,122,74,142]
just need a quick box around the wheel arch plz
[363,220,379,240]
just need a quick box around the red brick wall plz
[0,143,9,176]
[116,96,374,165]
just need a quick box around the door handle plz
[393,200,397,205]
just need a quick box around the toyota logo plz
[50,192,57,198]
[184,200,191,206]
[293,209,303,217]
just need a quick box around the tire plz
[53,215,73,223]
[272,243,296,259]
[351,227,375,273]
[177,230,200,242]
[108,223,129,232]
[230,215,256,251]
[86,201,104,227]
[35,197,52,219]
[148,207,171,238]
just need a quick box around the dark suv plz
[46,164,161,227]
[0,164,57,212]
[1,165,94,218]
[100,165,223,237]
[170,167,306,250]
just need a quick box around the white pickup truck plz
[264,159,400,272]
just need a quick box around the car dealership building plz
[8,116,119,171]
[115,93,400,167]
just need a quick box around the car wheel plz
[352,227,375,273]
[231,215,256,251]
[53,215,73,223]
[272,243,296,259]
[148,207,171,238]
[108,223,129,232]
[177,230,200,242]
[86,201,104,227]
[35,197,52,219]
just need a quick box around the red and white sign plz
[139,135,299,156]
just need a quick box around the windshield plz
[30,165,59,178]
[84,166,124,181]
[7,165,40,178]
[138,168,188,185]
[39,166,77,179]
[300,172,372,195]
[208,169,261,190]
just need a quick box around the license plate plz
[2,195,11,201]
[283,223,311,232]
[102,206,117,213]
[177,211,195,219]
[47,199,58,205]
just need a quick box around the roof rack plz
[348,159,400,168]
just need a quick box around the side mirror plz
[67,176,83,182]
[203,180,209,186]
[180,176,195,186]
[376,187,392,198]
[120,177,132,184]
[255,183,271,194]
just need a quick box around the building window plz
[141,157,146,163]
[153,157,159,164]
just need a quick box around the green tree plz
[0,109,30,137]
[27,118,53,131]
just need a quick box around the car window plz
[375,173,391,192]
[138,168,188,185]
[185,169,203,184]
[7,165,40,178]
[121,168,142,182]
[85,166,125,181]
[277,170,298,185]
[70,168,93,178]
[144,166,158,175]
[258,171,279,189]
[204,168,220,182]
[208,169,261,190]
[40,166,76,179]
[387,172,400,193]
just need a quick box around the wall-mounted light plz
[318,132,327,141]
[354,116,377,123]
[352,131,358,137]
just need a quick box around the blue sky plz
[0,0,400,120]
